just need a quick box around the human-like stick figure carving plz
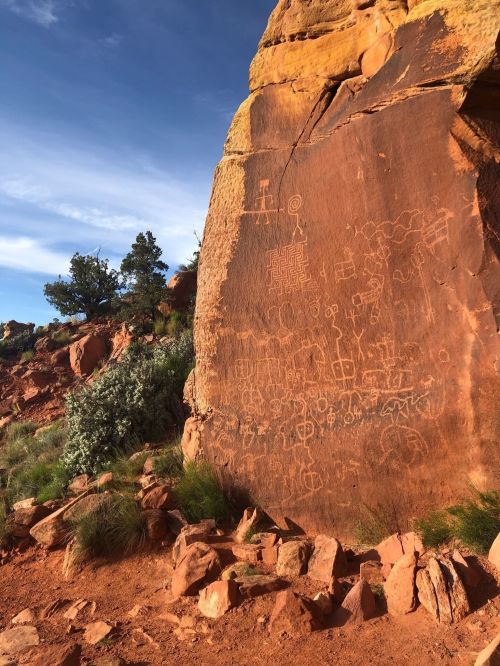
[288,194,304,239]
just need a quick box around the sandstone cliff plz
[184,0,500,535]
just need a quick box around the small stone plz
[231,543,262,564]
[276,540,311,577]
[235,574,287,599]
[313,591,333,615]
[11,609,35,625]
[63,599,90,621]
[384,552,418,616]
[308,535,346,582]
[0,626,39,655]
[333,579,377,625]
[198,580,240,618]
[83,621,113,645]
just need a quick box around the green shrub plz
[175,461,230,523]
[0,421,68,503]
[63,332,194,476]
[153,317,169,336]
[21,350,34,362]
[416,489,500,554]
[167,311,192,337]
[448,489,500,554]
[52,330,71,347]
[70,493,146,560]
[152,444,183,479]
[416,510,453,549]
[105,451,149,483]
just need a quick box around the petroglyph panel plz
[189,5,500,536]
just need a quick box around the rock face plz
[184,0,500,535]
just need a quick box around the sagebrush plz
[63,332,193,475]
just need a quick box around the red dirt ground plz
[1,538,499,665]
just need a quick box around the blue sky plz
[0,0,274,324]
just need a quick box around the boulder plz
[170,542,220,597]
[198,580,239,618]
[69,334,107,376]
[451,550,479,589]
[13,505,51,529]
[307,535,346,583]
[96,472,114,489]
[233,507,261,544]
[417,556,470,624]
[488,533,500,572]
[231,543,262,564]
[262,546,279,566]
[0,625,39,655]
[62,493,109,524]
[165,509,188,535]
[250,532,278,548]
[23,368,56,390]
[181,0,500,535]
[384,552,418,616]
[2,321,34,340]
[12,498,37,511]
[30,492,91,548]
[172,521,214,566]
[140,484,175,511]
[144,509,170,541]
[51,348,70,366]
[276,540,311,576]
[474,633,500,666]
[269,589,323,637]
[221,562,255,581]
[333,579,377,625]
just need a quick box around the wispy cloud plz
[0,236,69,275]
[0,121,207,276]
[1,0,62,27]
[100,33,123,49]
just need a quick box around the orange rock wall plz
[184,0,500,536]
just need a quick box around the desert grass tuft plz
[175,461,230,524]
[70,493,147,560]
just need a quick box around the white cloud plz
[0,236,69,275]
[0,122,208,274]
[2,0,61,27]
